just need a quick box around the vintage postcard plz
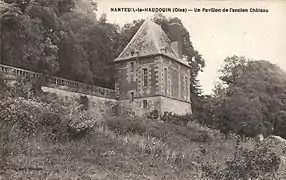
[0,0,285,179]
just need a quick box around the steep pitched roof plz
[114,20,189,67]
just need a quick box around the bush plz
[111,103,135,118]
[38,95,100,141]
[202,142,281,179]
[79,95,89,111]
[31,78,44,95]
[0,97,46,138]
[0,113,13,168]
[146,109,159,120]
[39,92,58,104]
[67,111,97,139]
[37,109,99,142]
[0,72,103,143]
[0,72,7,90]
[161,112,193,126]
[40,112,62,127]
[105,117,148,136]
[147,121,214,144]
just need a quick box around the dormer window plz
[167,34,171,40]
[130,51,134,56]
[136,51,140,56]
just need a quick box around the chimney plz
[166,22,183,59]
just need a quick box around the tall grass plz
[0,72,283,179]
[102,114,283,179]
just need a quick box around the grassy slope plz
[0,76,284,179]
[2,108,238,179]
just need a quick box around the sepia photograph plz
[0,0,286,179]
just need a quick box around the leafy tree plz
[0,1,60,75]
[212,55,286,138]
[0,3,204,94]
[194,95,215,127]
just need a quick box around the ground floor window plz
[130,91,134,101]
[143,100,148,108]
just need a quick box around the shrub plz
[79,95,89,111]
[0,72,14,97]
[67,111,97,140]
[39,92,58,104]
[15,80,34,99]
[39,112,62,127]
[146,109,159,120]
[0,97,46,138]
[226,146,280,179]
[110,102,120,116]
[111,103,135,118]
[0,72,7,91]
[147,121,214,144]
[38,95,101,141]
[105,117,148,136]
[37,108,99,142]
[202,142,281,179]
[0,113,13,168]
[161,112,193,126]
[31,78,44,95]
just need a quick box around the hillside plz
[1,74,286,180]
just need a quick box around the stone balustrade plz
[0,64,117,99]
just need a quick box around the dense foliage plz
[197,56,286,139]
[161,111,193,126]
[202,142,281,179]
[0,0,115,88]
[1,71,285,179]
[0,1,205,101]
[0,73,101,146]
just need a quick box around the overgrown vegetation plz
[1,72,286,179]
[196,56,286,140]
[161,111,193,126]
[0,1,204,94]
[1,1,286,179]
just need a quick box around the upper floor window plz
[164,68,167,94]
[130,91,134,102]
[130,62,134,72]
[143,68,148,87]
[185,76,188,97]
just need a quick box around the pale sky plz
[96,0,286,95]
